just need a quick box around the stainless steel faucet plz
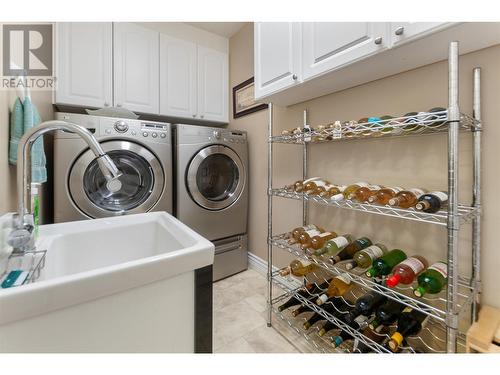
[8,120,123,254]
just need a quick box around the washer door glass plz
[69,140,164,218]
[83,150,154,212]
[187,145,245,211]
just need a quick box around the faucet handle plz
[7,228,34,254]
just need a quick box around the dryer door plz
[186,145,245,211]
[69,140,165,218]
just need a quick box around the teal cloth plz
[8,97,47,183]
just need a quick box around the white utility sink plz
[0,211,214,352]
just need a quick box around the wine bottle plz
[331,182,370,201]
[351,184,383,202]
[316,274,352,305]
[303,297,347,330]
[357,325,390,353]
[370,301,408,329]
[318,321,336,337]
[385,256,428,288]
[319,184,347,198]
[415,191,448,213]
[307,182,335,196]
[291,304,313,317]
[279,259,318,277]
[312,125,327,142]
[388,309,428,352]
[331,314,372,348]
[288,224,323,244]
[402,111,421,132]
[368,186,404,205]
[294,177,321,193]
[346,243,387,270]
[414,262,448,297]
[298,227,325,246]
[366,249,407,278]
[329,237,372,265]
[303,231,338,251]
[345,291,387,324]
[388,188,426,208]
[313,234,353,257]
[277,279,331,312]
[303,179,331,195]
[379,115,401,135]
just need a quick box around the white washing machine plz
[54,112,173,222]
[175,124,248,280]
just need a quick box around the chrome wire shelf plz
[270,111,480,144]
[271,188,479,226]
[270,233,475,323]
[272,272,467,353]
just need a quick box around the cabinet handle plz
[192,114,197,118]
[292,74,298,80]
[104,102,109,107]
[374,37,383,45]
[117,103,122,107]
[200,115,204,119]
[395,26,404,36]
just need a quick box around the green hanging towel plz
[8,98,24,165]
[23,96,47,183]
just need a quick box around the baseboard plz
[247,252,277,277]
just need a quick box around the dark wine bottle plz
[328,237,372,265]
[318,321,336,337]
[356,325,389,353]
[388,309,428,352]
[370,300,408,329]
[277,279,330,312]
[330,315,372,347]
[291,304,313,317]
[344,291,387,324]
[415,191,448,213]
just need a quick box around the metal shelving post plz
[472,67,482,321]
[446,41,460,353]
[267,103,274,327]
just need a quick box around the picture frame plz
[232,77,268,119]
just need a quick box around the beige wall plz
[229,24,500,308]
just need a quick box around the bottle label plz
[409,188,425,197]
[303,177,322,184]
[305,229,321,237]
[364,245,385,260]
[336,185,347,192]
[312,180,329,188]
[402,306,413,313]
[303,224,317,231]
[429,191,448,202]
[428,262,448,278]
[336,273,351,285]
[331,236,349,248]
[400,257,426,274]
[354,182,370,188]
[299,259,312,267]
[388,187,404,194]
[356,238,371,247]
[317,232,333,238]
[367,185,382,191]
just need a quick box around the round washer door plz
[186,145,245,211]
[69,140,164,218]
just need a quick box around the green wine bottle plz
[365,249,407,278]
[328,237,372,265]
[414,262,448,297]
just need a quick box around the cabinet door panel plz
[302,22,388,80]
[197,46,228,123]
[390,23,453,46]
[254,22,301,99]
[114,23,159,114]
[159,35,197,119]
[55,22,112,108]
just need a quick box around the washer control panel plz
[100,119,170,143]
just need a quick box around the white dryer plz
[175,124,248,280]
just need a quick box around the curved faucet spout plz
[11,120,122,253]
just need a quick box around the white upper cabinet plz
[302,22,388,80]
[254,22,301,99]
[390,23,452,46]
[113,23,159,114]
[159,35,197,119]
[55,23,113,108]
[197,46,228,123]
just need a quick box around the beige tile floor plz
[213,269,299,353]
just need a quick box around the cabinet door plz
[55,22,113,108]
[159,35,197,119]
[114,23,159,114]
[197,46,228,123]
[254,22,301,99]
[302,22,388,80]
[390,23,453,46]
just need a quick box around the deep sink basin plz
[0,212,214,352]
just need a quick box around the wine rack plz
[266,42,482,354]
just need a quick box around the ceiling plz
[186,22,248,38]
